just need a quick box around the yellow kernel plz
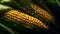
[30,2,54,22]
[4,10,48,29]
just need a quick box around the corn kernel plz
[4,10,48,29]
[30,2,54,22]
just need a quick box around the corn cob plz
[0,0,47,23]
[31,0,52,13]
[29,2,55,23]
[4,10,48,30]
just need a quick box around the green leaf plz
[56,0,60,7]
[0,4,12,9]
[0,23,15,34]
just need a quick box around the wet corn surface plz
[4,10,48,29]
[30,2,55,22]
[0,0,60,34]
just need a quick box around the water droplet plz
[32,13,34,15]
[23,7,26,10]
[14,24,16,26]
[29,8,31,10]
[35,11,37,13]
[29,0,31,1]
